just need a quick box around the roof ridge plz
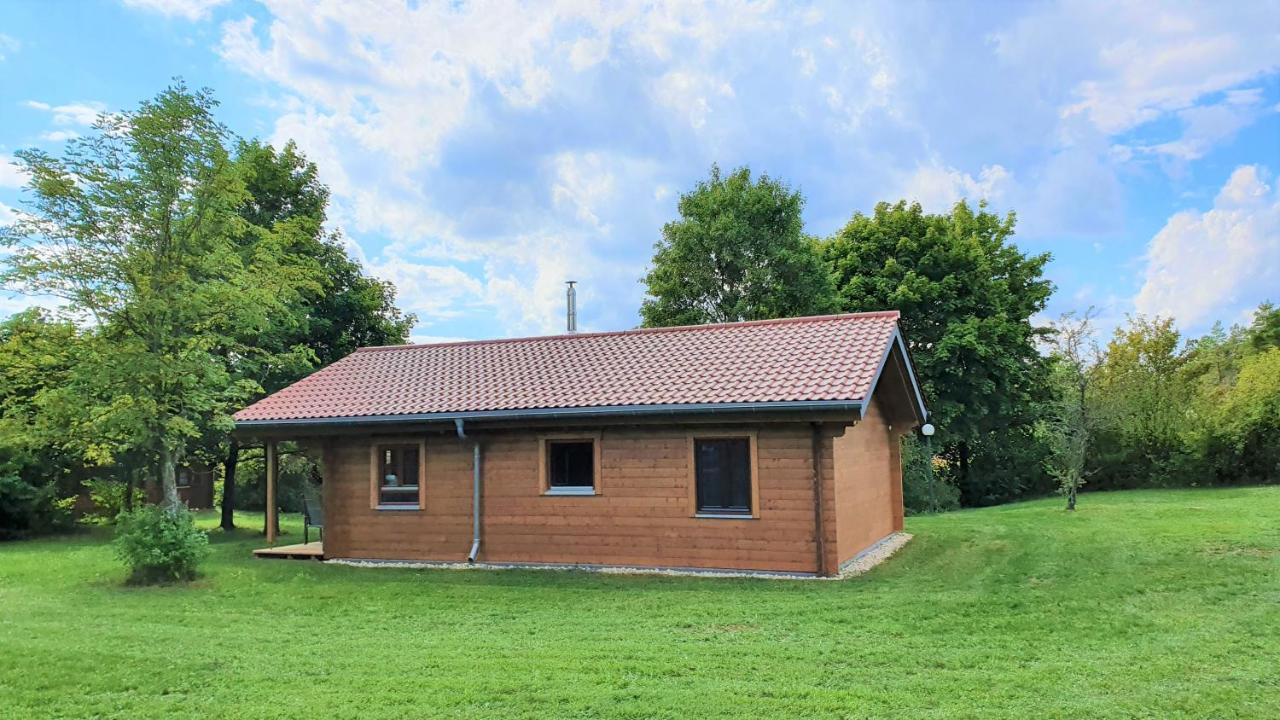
[357,310,901,353]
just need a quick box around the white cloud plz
[0,155,29,189]
[212,0,809,336]
[122,0,229,21]
[549,152,616,228]
[24,100,105,127]
[994,1,1280,153]
[1135,88,1270,161]
[364,261,484,324]
[0,33,20,61]
[0,200,18,225]
[205,0,1280,339]
[650,70,734,130]
[1135,165,1280,329]
[898,163,1012,212]
[39,130,80,143]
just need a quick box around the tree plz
[1089,316,1187,488]
[0,310,89,536]
[214,140,414,530]
[1,83,318,512]
[1207,348,1280,484]
[820,200,1053,500]
[640,165,834,327]
[1043,311,1097,510]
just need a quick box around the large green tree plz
[820,200,1054,500]
[640,165,834,327]
[215,140,414,530]
[1,83,319,511]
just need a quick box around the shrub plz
[0,474,75,540]
[82,478,146,525]
[901,436,960,514]
[113,506,209,584]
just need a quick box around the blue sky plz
[2,0,1278,344]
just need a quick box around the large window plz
[693,437,754,517]
[540,434,600,496]
[375,444,421,509]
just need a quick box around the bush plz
[113,506,209,584]
[82,478,146,525]
[0,474,75,540]
[901,436,960,514]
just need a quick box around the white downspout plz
[455,419,482,563]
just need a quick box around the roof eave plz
[860,328,929,424]
[234,399,866,432]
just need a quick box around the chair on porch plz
[303,496,324,545]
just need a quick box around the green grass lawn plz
[1,488,1277,719]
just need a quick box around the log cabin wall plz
[316,412,906,573]
[829,396,901,569]
[320,422,845,574]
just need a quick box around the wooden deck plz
[253,542,324,560]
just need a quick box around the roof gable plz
[234,311,926,425]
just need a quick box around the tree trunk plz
[958,441,971,488]
[124,468,136,512]
[159,444,180,513]
[221,439,238,531]
[1066,484,1077,511]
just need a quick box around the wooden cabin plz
[234,312,929,576]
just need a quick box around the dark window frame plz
[689,433,758,519]
[539,433,602,496]
[372,442,424,510]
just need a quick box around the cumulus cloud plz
[24,100,106,127]
[898,163,1012,212]
[994,1,1280,154]
[122,0,228,21]
[203,0,1280,339]
[364,261,485,323]
[1135,165,1280,329]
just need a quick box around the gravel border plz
[326,532,913,581]
[837,531,913,578]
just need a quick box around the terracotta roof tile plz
[234,311,903,422]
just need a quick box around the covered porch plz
[253,439,325,560]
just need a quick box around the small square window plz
[377,445,420,508]
[545,440,596,495]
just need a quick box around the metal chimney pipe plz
[566,281,577,333]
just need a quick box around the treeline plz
[639,166,1279,510]
[1,90,1275,541]
[0,84,412,539]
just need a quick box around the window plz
[539,434,601,496]
[176,469,191,488]
[375,444,421,508]
[693,437,754,517]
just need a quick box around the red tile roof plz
[234,311,911,423]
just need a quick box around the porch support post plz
[265,440,279,545]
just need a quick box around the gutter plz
[455,418,482,563]
[235,399,865,431]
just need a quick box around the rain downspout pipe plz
[455,418,482,563]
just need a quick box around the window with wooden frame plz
[539,433,601,496]
[369,440,427,510]
[688,432,759,518]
